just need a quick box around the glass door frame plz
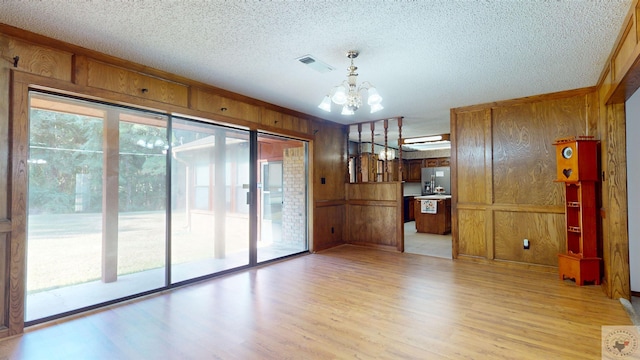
[22,89,309,326]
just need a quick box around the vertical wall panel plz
[456,110,488,204]
[345,182,402,251]
[0,231,7,327]
[457,209,486,257]
[313,123,347,201]
[312,121,348,251]
[9,79,28,335]
[493,211,564,266]
[492,96,587,206]
[313,204,344,252]
[603,102,630,299]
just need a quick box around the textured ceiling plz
[0,0,632,148]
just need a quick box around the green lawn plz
[26,211,250,293]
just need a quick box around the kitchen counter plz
[414,196,451,234]
[415,195,451,200]
[403,195,420,222]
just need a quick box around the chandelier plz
[379,148,395,161]
[318,50,383,115]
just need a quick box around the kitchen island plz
[414,195,451,234]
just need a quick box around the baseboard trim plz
[456,255,557,274]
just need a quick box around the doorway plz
[257,134,308,262]
[402,183,452,259]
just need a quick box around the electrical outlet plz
[523,239,530,250]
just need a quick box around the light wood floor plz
[0,245,632,359]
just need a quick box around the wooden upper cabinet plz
[86,60,188,107]
[194,89,260,123]
[261,108,284,129]
[425,158,439,167]
[407,159,423,182]
[0,34,72,81]
[261,108,310,134]
[423,157,450,167]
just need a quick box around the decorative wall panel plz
[493,211,564,266]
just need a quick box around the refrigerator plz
[421,167,451,195]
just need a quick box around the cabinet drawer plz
[195,89,260,123]
[426,159,439,167]
[87,60,188,107]
[1,34,72,81]
[438,158,450,166]
[261,108,309,134]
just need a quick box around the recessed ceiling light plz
[403,134,450,144]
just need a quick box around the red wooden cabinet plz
[554,137,600,285]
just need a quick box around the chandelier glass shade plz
[378,148,395,161]
[318,51,383,115]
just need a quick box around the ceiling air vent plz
[296,54,335,73]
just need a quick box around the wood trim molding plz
[12,70,315,141]
[347,200,398,207]
[8,71,28,335]
[0,219,10,233]
[450,109,459,259]
[346,242,400,253]
[456,254,557,274]
[487,203,565,214]
[314,200,347,207]
[452,87,597,113]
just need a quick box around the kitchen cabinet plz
[426,157,450,167]
[194,88,260,123]
[438,158,450,166]
[382,159,401,182]
[404,158,450,182]
[357,153,378,182]
[414,196,451,234]
[407,159,423,182]
[425,158,439,167]
[86,59,189,107]
[403,196,416,222]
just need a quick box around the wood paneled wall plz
[345,182,403,252]
[592,0,640,301]
[452,88,595,271]
[313,123,348,252]
[0,24,347,337]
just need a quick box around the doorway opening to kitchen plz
[402,160,452,259]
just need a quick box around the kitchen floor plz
[404,221,452,259]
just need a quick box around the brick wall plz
[281,146,306,245]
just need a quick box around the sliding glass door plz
[170,118,250,283]
[26,93,168,321]
[25,91,308,323]
[257,134,308,262]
